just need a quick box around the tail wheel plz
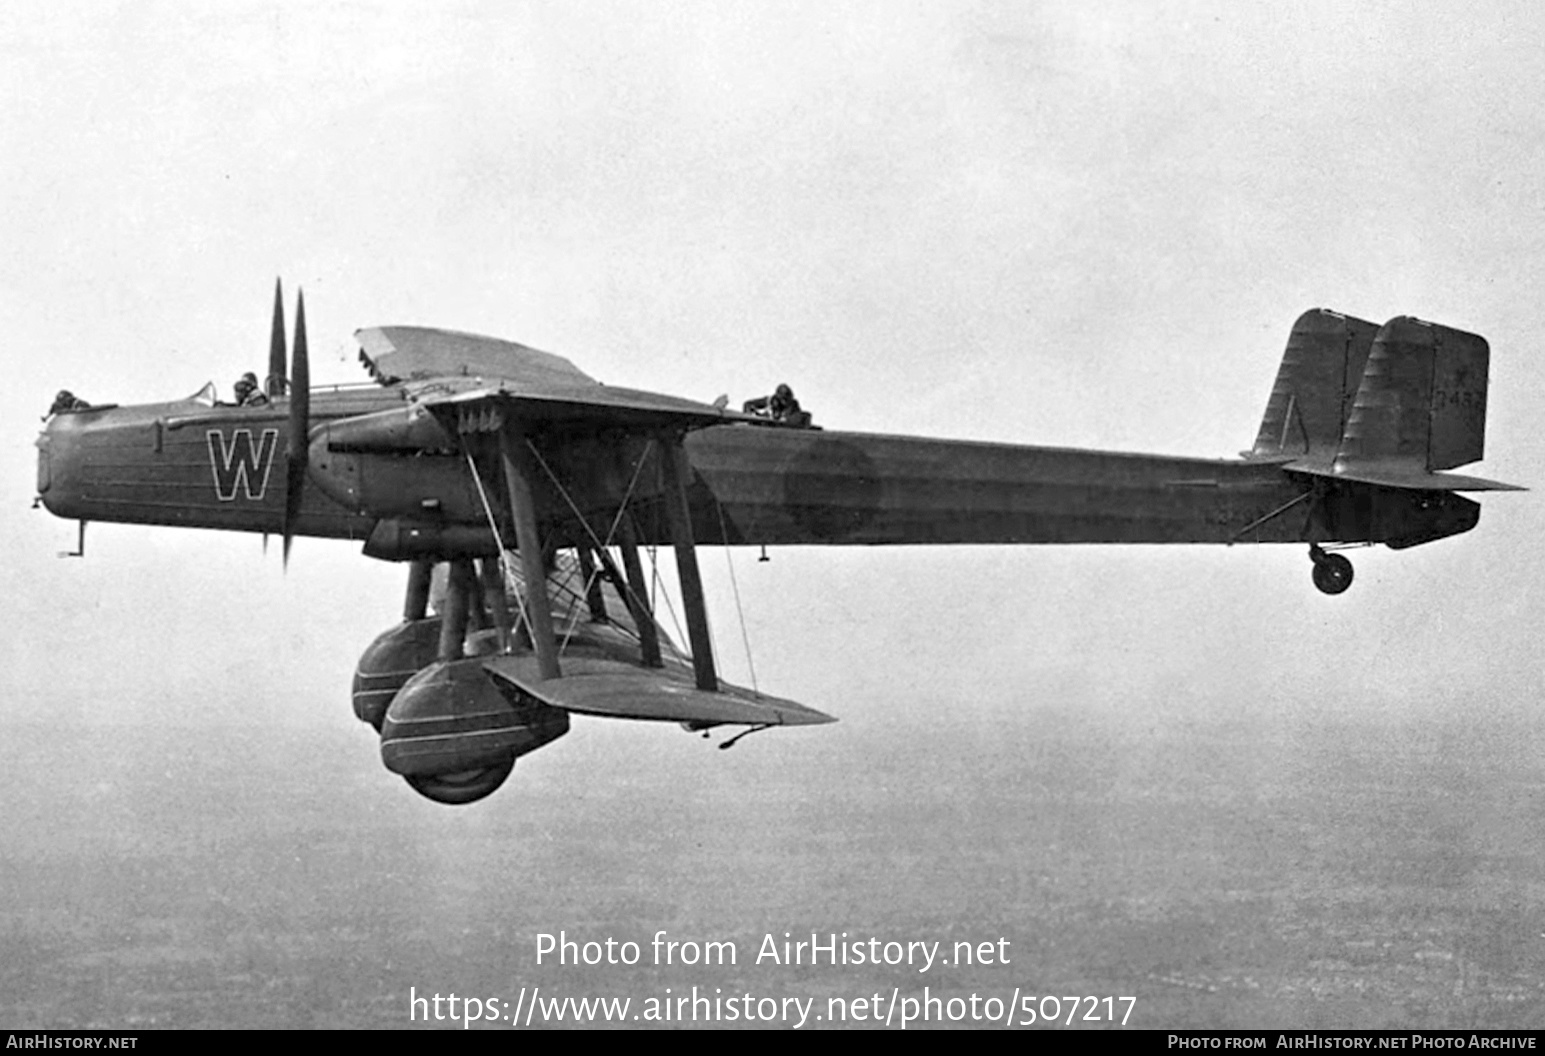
[1311,551,1354,595]
[404,754,516,805]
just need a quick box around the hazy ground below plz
[4,695,1543,1029]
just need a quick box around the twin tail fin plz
[1249,309,1522,492]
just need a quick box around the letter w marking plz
[207,429,279,501]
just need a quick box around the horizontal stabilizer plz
[1285,460,1525,492]
[483,655,836,727]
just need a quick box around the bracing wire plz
[464,448,533,648]
[714,498,759,696]
[521,438,665,656]
[645,544,689,652]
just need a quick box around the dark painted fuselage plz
[37,387,391,542]
[35,383,1478,558]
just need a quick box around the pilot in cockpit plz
[234,371,270,408]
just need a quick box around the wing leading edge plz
[357,325,759,431]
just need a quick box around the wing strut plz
[479,556,515,654]
[614,518,664,668]
[516,437,666,671]
[462,445,535,654]
[576,549,607,622]
[499,428,562,680]
[497,428,710,686]
[660,436,717,692]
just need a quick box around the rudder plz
[1335,316,1490,474]
[1427,324,1490,471]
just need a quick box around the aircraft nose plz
[34,411,90,520]
[35,427,51,497]
[35,416,76,514]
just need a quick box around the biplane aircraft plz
[34,285,1522,803]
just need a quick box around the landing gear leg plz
[1309,545,1354,595]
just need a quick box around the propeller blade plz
[267,278,287,398]
[282,288,310,565]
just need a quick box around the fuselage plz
[34,382,1480,558]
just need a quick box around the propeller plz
[262,279,286,556]
[282,287,310,565]
[267,277,287,397]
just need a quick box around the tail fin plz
[1275,314,1522,492]
[1250,308,1379,461]
[1336,316,1488,472]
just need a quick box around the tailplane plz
[1253,311,1522,492]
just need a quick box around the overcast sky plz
[2,1,1540,735]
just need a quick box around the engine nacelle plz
[361,520,500,562]
[379,657,569,804]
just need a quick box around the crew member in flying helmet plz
[47,390,91,416]
[234,371,270,407]
[743,383,810,426]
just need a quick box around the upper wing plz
[358,326,598,386]
[356,325,758,431]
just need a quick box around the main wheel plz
[1311,552,1354,595]
[404,754,516,805]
